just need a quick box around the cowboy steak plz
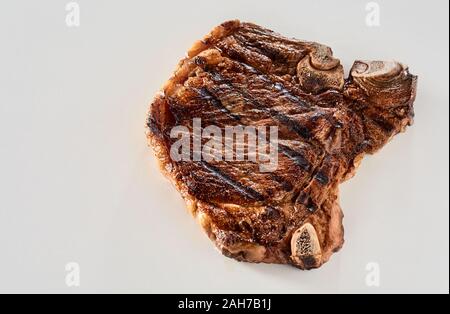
[146,20,417,269]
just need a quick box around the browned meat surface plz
[146,20,417,269]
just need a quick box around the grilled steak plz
[146,20,417,269]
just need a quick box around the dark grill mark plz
[273,82,306,104]
[268,173,293,191]
[314,171,329,185]
[278,145,310,171]
[273,113,312,139]
[146,117,160,137]
[261,206,281,220]
[295,191,317,213]
[196,87,241,121]
[239,220,253,233]
[353,140,370,156]
[307,204,317,213]
[200,161,265,201]
[371,116,395,133]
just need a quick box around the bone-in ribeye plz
[146,20,417,269]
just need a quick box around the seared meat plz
[146,20,417,269]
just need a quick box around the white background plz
[0,0,448,293]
